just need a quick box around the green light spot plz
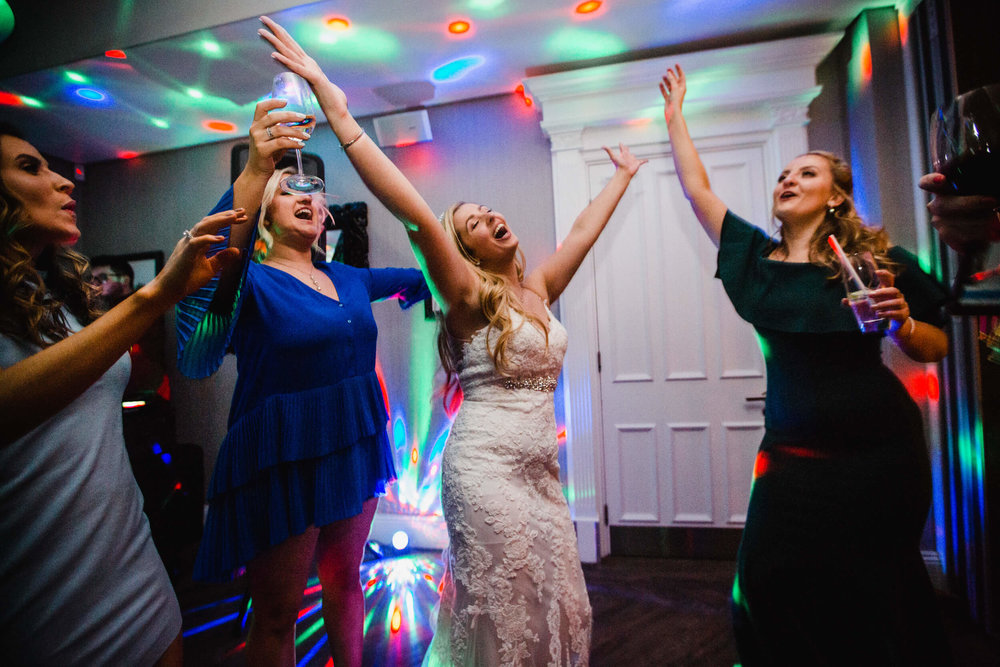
[468,0,508,14]
[547,27,627,61]
[65,71,87,83]
[150,117,169,129]
[308,25,399,61]
[202,40,220,54]
[294,617,325,646]
[187,88,204,99]
[20,96,43,108]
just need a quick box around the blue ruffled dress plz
[177,188,429,582]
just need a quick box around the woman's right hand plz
[143,209,249,305]
[246,98,308,178]
[258,15,350,119]
[660,65,687,125]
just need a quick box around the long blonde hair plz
[772,151,895,277]
[253,167,328,262]
[0,125,102,347]
[437,202,548,397]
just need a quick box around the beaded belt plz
[502,375,558,392]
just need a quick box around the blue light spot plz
[75,87,107,102]
[151,443,162,454]
[431,56,485,82]
[161,453,172,465]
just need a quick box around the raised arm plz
[526,144,646,304]
[661,65,728,246]
[257,16,480,317]
[0,210,246,445]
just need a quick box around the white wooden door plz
[592,145,769,529]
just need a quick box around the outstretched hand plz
[659,65,687,125]
[147,210,249,304]
[258,15,348,117]
[603,143,648,177]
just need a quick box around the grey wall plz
[76,92,556,489]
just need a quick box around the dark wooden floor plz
[175,553,999,666]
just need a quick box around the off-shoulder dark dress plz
[718,211,951,665]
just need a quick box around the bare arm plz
[661,65,728,246]
[0,210,246,444]
[210,98,309,306]
[918,172,1000,250]
[258,16,480,317]
[526,144,647,304]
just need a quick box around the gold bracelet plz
[340,127,365,150]
[891,316,915,341]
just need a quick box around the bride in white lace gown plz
[257,20,647,665]
[423,308,590,666]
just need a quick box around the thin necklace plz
[268,258,322,291]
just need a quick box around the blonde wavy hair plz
[771,151,895,277]
[0,125,102,347]
[437,201,549,398]
[252,166,328,262]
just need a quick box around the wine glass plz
[270,72,324,195]
[930,84,1000,313]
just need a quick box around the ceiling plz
[0,0,894,164]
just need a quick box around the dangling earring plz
[827,206,837,216]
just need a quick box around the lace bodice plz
[423,309,591,667]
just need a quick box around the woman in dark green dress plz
[660,66,951,665]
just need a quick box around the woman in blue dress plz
[175,93,428,665]
[660,66,952,665]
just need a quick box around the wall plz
[76,92,556,496]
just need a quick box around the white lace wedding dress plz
[422,309,592,667]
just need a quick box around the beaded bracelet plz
[340,128,365,150]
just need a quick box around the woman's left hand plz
[603,143,648,178]
[869,269,911,332]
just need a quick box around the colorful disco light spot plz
[392,530,409,550]
[326,16,350,30]
[105,49,127,59]
[546,27,626,60]
[118,150,139,159]
[19,95,43,108]
[65,71,88,84]
[187,88,204,99]
[0,91,22,106]
[514,83,534,107]
[390,606,402,633]
[309,24,398,61]
[448,20,472,35]
[432,56,485,83]
[469,0,507,12]
[575,1,603,14]
[151,118,169,129]
[203,119,238,133]
[74,87,108,103]
[201,40,222,55]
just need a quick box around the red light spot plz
[576,1,602,14]
[395,139,418,148]
[898,13,909,47]
[174,482,182,491]
[390,606,402,633]
[105,50,127,59]
[326,17,350,30]
[410,447,419,464]
[366,578,378,588]
[204,120,237,133]
[424,574,434,582]
[860,41,872,83]
[0,92,22,106]
[448,20,471,35]
[927,373,940,402]
[752,451,771,480]
[513,83,534,108]
[118,151,139,159]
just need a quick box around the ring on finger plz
[266,126,274,140]
[182,229,193,240]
